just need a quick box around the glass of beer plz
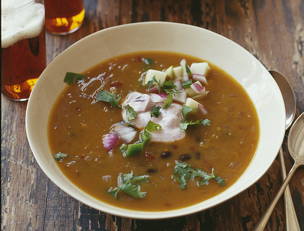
[1,0,46,101]
[45,0,85,35]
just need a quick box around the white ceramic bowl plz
[26,22,285,219]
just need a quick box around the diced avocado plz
[144,69,167,86]
[190,62,210,76]
[173,66,183,79]
[165,66,174,79]
[185,98,200,112]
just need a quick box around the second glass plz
[45,0,85,35]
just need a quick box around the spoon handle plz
[255,163,300,231]
[279,148,301,231]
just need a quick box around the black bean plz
[179,154,191,161]
[160,151,172,159]
[195,152,201,160]
[146,168,158,174]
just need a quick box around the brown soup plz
[48,51,259,211]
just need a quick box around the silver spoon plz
[270,71,300,231]
[255,112,304,231]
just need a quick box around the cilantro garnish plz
[146,76,161,92]
[120,130,151,157]
[108,172,149,199]
[124,105,137,121]
[145,121,162,132]
[163,93,173,109]
[96,90,121,108]
[120,121,161,158]
[141,58,154,65]
[151,106,161,118]
[182,80,193,88]
[185,64,192,76]
[54,152,68,161]
[64,72,85,85]
[180,119,211,130]
[173,161,225,190]
[181,105,193,118]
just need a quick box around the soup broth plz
[48,51,259,211]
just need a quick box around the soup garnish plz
[49,51,259,211]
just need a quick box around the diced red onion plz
[192,74,207,84]
[198,103,208,115]
[158,93,168,98]
[147,87,159,93]
[191,81,205,94]
[102,133,119,151]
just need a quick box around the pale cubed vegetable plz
[143,69,167,86]
[185,88,197,97]
[173,66,183,79]
[190,62,210,76]
[165,66,174,79]
[173,90,187,103]
[180,59,189,81]
[185,97,200,112]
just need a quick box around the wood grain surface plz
[1,0,304,230]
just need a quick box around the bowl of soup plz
[26,22,285,219]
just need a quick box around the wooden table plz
[2,0,304,230]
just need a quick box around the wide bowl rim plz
[26,21,285,219]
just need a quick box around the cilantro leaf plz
[182,80,193,88]
[64,72,85,85]
[163,93,173,109]
[145,121,162,132]
[108,172,149,199]
[180,119,211,130]
[54,152,68,161]
[141,58,154,65]
[120,130,151,157]
[96,90,121,108]
[185,64,192,76]
[182,105,193,118]
[124,105,137,121]
[107,187,120,199]
[145,76,161,92]
[173,161,225,190]
[151,105,161,118]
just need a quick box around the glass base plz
[45,9,85,35]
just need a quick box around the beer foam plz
[1,0,45,48]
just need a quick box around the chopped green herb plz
[120,143,144,157]
[146,76,161,92]
[180,119,211,130]
[120,130,151,157]
[54,152,68,161]
[124,105,137,121]
[163,93,173,109]
[96,90,121,108]
[151,106,161,118]
[145,121,162,132]
[182,105,193,118]
[64,72,85,85]
[173,161,225,189]
[185,65,192,76]
[142,58,154,65]
[162,80,175,90]
[108,172,149,199]
[182,80,193,88]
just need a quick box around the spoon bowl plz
[288,113,304,162]
[270,71,296,129]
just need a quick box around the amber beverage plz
[45,0,85,35]
[1,0,46,101]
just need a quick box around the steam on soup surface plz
[48,51,259,211]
